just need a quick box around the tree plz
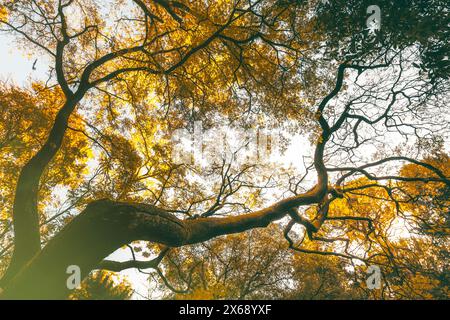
[69,270,133,300]
[151,225,366,300]
[156,225,296,300]
[146,160,448,300]
[0,0,448,299]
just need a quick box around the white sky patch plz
[0,34,49,85]
[104,247,155,300]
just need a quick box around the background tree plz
[146,157,448,300]
[69,270,133,300]
[151,225,366,300]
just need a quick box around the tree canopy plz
[0,0,448,299]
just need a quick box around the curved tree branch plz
[98,247,170,272]
[1,184,325,299]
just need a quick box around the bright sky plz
[0,34,38,85]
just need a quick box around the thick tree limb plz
[1,186,325,299]
[3,96,86,287]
